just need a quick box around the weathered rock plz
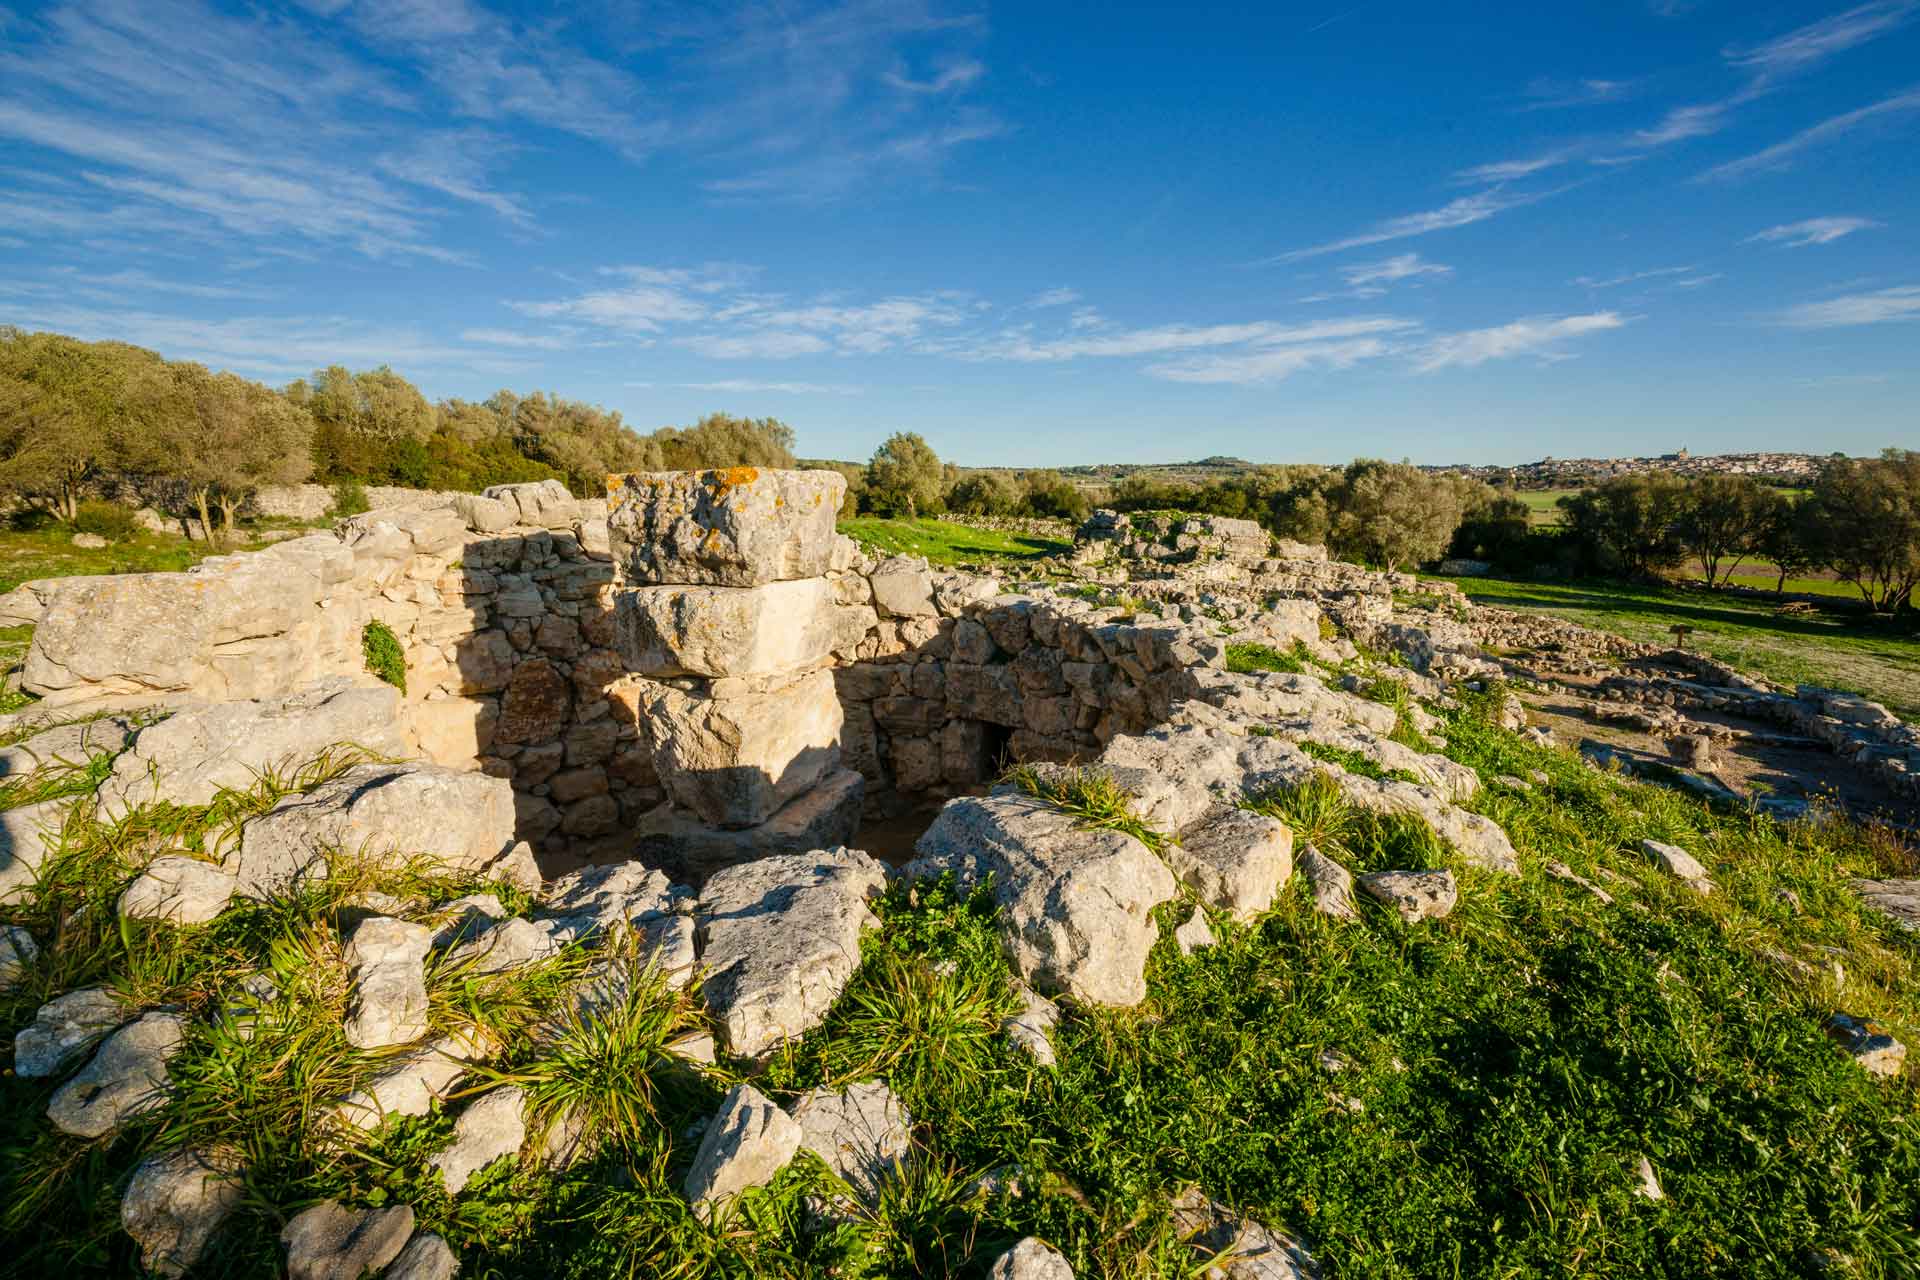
[431,893,505,949]
[698,848,887,1058]
[231,763,514,898]
[20,573,222,704]
[486,840,542,894]
[1356,869,1458,923]
[634,767,865,884]
[120,1147,247,1278]
[1642,839,1713,895]
[1632,1155,1664,1201]
[1297,846,1359,921]
[0,923,38,990]
[615,580,838,678]
[431,1087,527,1194]
[1003,980,1061,1067]
[989,1237,1076,1279]
[1853,878,1920,931]
[868,556,937,618]
[1170,1187,1320,1280]
[539,861,687,940]
[281,1201,415,1280]
[1165,805,1292,921]
[607,469,846,587]
[789,1081,912,1204]
[14,985,131,1077]
[907,789,1177,1006]
[344,917,433,1049]
[1545,861,1615,905]
[637,669,843,828]
[682,1083,804,1220]
[48,1010,187,1138]
[98,679,406,818]
[444,916,564,976]
[1173,906,1215,955]
[0,797,71,904]
[386,1231,459,1280]
[1828,1013,1907,1077]
[327,1029,494,1133]
[118,855,238,925]
[0,714,134,780]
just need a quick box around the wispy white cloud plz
[1453,150,1576,183]
[1262,186,1560,263]
[1414,312,1626,371]
[1632,101,1732,146]
[1023,286,1081,309]
[1147,338,1393,385]
[882,58,984,94]
[41,266,277,300]
[460,327,580,349]
[1572,265,1699,289]
[1343,253,1451,287]
[1521,77,1636,111]
[1699,87,1920,181]
[967,316,1420,363]
[1723,2,1917,88]
[1771,286,1920,328]
[1747,216,1881,247]
[674,332,834,359]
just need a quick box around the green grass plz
[0,521,214,595]
[1429,573,1920,720]
[362,620,407,694]
[5,691,1920,1276]
[1226,642,1310,675]
[1513,489,1581,527]
[838,517,1070,567]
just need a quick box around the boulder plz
[538,861,688,943]
[682,1083,804,1220]
[1164,805,1292,921]
[698,848,887,1059]
[637,669,843,828]
[231,763,514,899]
[0,924,37,990]
[47,1010,187,1138]
[789,1081,912,1205]
[20,574,218,703]
[430,1086,527,1194]
[0,797,70,904]
[118,855,238,926]
[14,985,131,1077]
[451,492,517,533]
[483,478,576,527]
[343,917,433,1049]
[120,1148,248,1278]
[327,1028,494,1133]
[615,580,839,678]
[1642,839,1713,895]
[387,1232,459,1280]
[1357,869,1458,923]
[634,767,865,884]
[281,1201,415,1280]
[989,1238,1076,1280]
[868,557,937,618]
[1297,846,1359,921]
[607,469,846,588]
[907,789,1177,1006]
[0,714,135,780]
[99,680,406,819]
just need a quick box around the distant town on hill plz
[1053,450,1840,491]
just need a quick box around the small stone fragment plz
[1297,846,1359,922]
[343,917,433,1049]
[1641,839,1713,896]
[1357,869,1458,923]
[14,985,130,1077]
[1173,906,1215,955]
[444,916,564,977]
[681,1083,803,1220]
[989,1237,1075,1279]
[118,855,238,926]
[432,894,505,949]
[1170,1187,1320,1279]
[1003,980,1061,1067]
[430,1087,528,1195]
[0,923,38,991]
[486,840,543,895]
[789,1081,912,1205]
[1632,1155,1664,1201]
[1827,1013,1907,1077]
[1544,861,1615,905]
[120,1147,247,1278]
[280,1201,415,1280]
[47,1010,187,1138]
[386,1231,459,1280]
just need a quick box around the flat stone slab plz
[615,579,838,678]
[48,1010,187,1138]
[698,847,887,1059]
[607,468,846,587]
[1357,869,1458,923]
[1852,879,1920,931]
[0,714,135,780]
[118,855,238,926]
[789,1080,912,1205]
[1642,839,1713,895]
[327,1029,494,1133]
[430,1086,527,1195]
[281,1201,415,1280]
[343,917,433,1049]
[15,985,132,1077]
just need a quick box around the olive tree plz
[160,365,314,544]
[865,432,944,518]
[1677,474,1776,587]
[1327,459,1467,571]
[1802,451,1920,611]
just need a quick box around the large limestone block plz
[907,789,1178,1007]
[698,848,887,1059]
[638,669,843,828]
[21,574,218,702]
[485,478,577,528]
[1165,805,1293,921]
[615,579,838,678]
[99,679,407,819]
[634,767,864,884]
[231,763,515,898]
[0,797,72,904]
[606,468,846,587]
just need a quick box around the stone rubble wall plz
[81,475,472,522]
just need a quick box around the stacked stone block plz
[606,469,865,880]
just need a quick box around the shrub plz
[330,479,370,518]
[70,500,141,542]
[361,620,405,692]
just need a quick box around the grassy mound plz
[2,690,1917,1277]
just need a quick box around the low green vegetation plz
[361,620,407,693]
[3,687,1919,1276]
[839,517,1069,567]
[1431,573,1920,720]
[1225,641,1309,675]
[0,518,212,595]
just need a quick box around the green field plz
[0,523,214,595]
[838,517,1071,567]
[1429,573,1920,720]
[1512,489,1579,526]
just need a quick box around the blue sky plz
[0,0,1915,466]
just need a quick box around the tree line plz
[0,328,801,542]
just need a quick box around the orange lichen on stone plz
[710,466,760,495]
